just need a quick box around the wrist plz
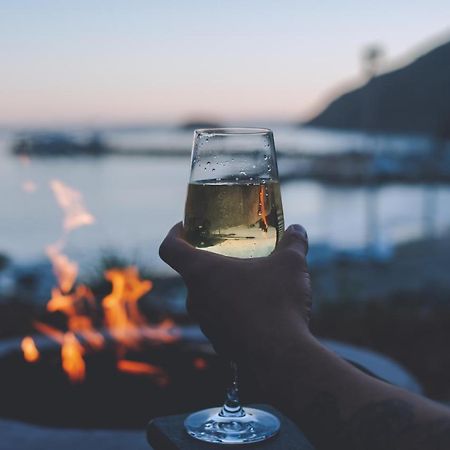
[243,315,316,375]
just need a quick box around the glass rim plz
[194,127,272,136]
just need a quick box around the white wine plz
[184,180,284,258]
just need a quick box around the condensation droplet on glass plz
[264,155,268,160]
[252,165,256,169]
[240,171,247,176]
[206,161,211,165]
[235,177,239,181]
[212,168,216,171]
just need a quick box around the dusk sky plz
[1,0,449,126]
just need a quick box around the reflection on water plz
[0,131,449,274]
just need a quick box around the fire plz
[49,179,95,233]
[102,267,152,348]
[21,337,40,363]
[259,185,269,232]
[47,286,104,350]
[46,244,78,293]
[33,265,176,384]
[118,360,164,376]
[33,321,64,345]
[140,318,178,344]
[117,360,169,386]
[61,332,86,383]
[21,179,180,385]
[193,357,208,370]
[33,322,88,383]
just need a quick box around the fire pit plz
[0,178,268,431]
[0,326,232,429]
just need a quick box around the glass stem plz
[219,361,245,417]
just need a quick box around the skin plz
[160,222,450,450]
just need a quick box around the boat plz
[12,132,107,156]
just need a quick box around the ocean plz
[1,124,448,275]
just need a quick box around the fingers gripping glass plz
[183,128,285,444]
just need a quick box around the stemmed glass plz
[183,128,284,444]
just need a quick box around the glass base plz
[184,407,280,444]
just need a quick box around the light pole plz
[361,45,386,260]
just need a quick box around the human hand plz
[159,223,312,363]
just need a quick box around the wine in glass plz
[183,128,284,444]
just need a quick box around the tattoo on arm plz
[300,392,450,450]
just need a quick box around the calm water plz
[1,127,448,274]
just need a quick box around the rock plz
[0,418,151,450]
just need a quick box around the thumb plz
[159,222,205,277]
[273,224,308,258]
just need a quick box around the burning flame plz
[22,180,180,385]
[33,322,87,383]
[103,267,152,347]
[118,360,169,387]
[47,286,104,350]
[193,357,208,370]
[21,337,40,363]
[117,360,161,375]
[259,185,269,232]
[46,179,95,294]
[33,321,64,345]
[46,244,78,293]
[49,179,95,233]
[35,266,177,384]
[61,332,86,383]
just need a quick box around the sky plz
[1,0,449,126]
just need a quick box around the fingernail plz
[291,224,308,240]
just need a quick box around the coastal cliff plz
[307,40,450,137]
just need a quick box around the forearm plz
[248,328,450,450]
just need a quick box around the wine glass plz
[183,128,284,444]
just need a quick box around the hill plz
[307,40,450,137]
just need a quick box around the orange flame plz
[33,322,86,383]
[61,332,86,383]
[102,267,152,348]
[21,337,40,363]
[24,172,180,388]
[118,360,164,375]
[46,245,78,294]
[193,357,208,370]
[33,321,64,345]
[117,360,169,386]
[259,185,269,232]
[47,286,104,350]
[49,179,95,233]
[32,265,177,384]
